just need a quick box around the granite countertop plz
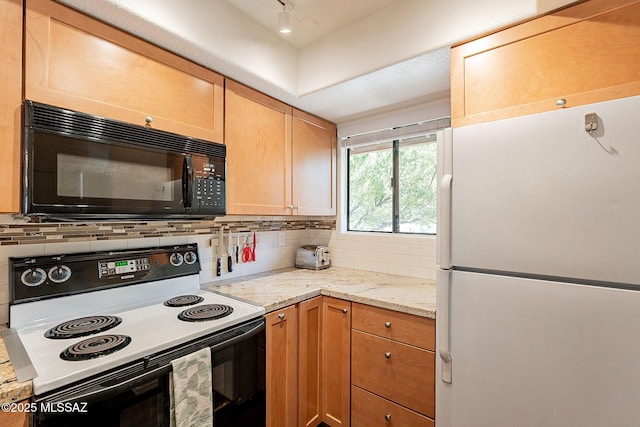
[203,266,437,319]
[0,327,33,405]
[0,266,436,405]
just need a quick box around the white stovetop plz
[10,276,264,395]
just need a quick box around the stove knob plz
[20,268,47,287]
[170,253,184,266]
[184,251,197,265]
[48,265,72,283]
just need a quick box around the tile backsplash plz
[0,216,335,324]
[0,215,438,325]
[328,231,437,279]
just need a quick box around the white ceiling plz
[58,0,579,126]
[225,0,400,49]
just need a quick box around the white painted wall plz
[298,0,541,95]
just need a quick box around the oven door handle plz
[52,364,173,405]
[206,319,264,353]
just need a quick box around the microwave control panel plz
[194,176,224,210]
[193,157,225,212]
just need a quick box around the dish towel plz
[170,347,214,427]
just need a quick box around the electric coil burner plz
[44,315,123,339]
[178,304,234,322]
[60,334,132,361]
[163,294,205,307]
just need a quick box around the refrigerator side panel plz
[451,95,640,285]
[438,270,640,427]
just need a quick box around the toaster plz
[295,245,331,270]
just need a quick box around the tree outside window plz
[347,133,437,234]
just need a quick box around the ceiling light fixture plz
[277,0,294,34]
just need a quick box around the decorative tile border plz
[0,217,336,246]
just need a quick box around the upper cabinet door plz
[0,0,22,214]
[24,0,224,142]
[451,0,640,127]
[225,80,293,215]
[292,109,337,216]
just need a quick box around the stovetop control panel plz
[99,258,150,278]
[9,244,201,303]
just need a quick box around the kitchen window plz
[344,118,449,234]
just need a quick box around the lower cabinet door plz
[266,305,298,427]
[351,386,434,427]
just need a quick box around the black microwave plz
[23,100,226,221]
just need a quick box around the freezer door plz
[451,95,640,286]
[436,270,640,427]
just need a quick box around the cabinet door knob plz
[384,352,391,359]
[287,205,294,210]
[555,99,567,107]
[384,321,391,328]
[294,205,300,210]
[385,413,392,422]
[145,115,153,125]
[278,313,286,320]
[342,308,348,314]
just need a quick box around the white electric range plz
[4,244,265,426]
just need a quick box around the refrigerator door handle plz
[437,269,452,383]
[439,174,453,269]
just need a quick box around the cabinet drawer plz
[352,385,434,427]
[352,303,435,350]
[351,330,434,418]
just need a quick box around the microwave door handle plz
[182,156,194,208]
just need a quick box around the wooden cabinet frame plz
[0,0,23,213]
[225,81,336,216]
[451,0,640,126]
[25,0,224,142]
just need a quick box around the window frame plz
[342,118,450,236]
[345,135,439,235]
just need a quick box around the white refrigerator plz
[436,94,640,427]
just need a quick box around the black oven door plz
[33,319,265,427]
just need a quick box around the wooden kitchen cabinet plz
[266,304,299,427]
[24,0,224,142]
[0,0,23,213]
[292,109,337,216]
[321,297,351,427]
[299,297,323,427]
[351,386,434,427]
[351,303,435,423]
[266,296,348,427]
[225,80,293,215]
[0,399,29,427]
[451,0,640,127]
[225,81,336,215]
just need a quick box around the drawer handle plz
[278,313,286,320]
[384,352,391,359]
[342,308,348,314]
[384,321,391,328]
[385,413,392,422]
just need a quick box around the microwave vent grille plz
[26,100,225,159]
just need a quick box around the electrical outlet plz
[278,231,285,246]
